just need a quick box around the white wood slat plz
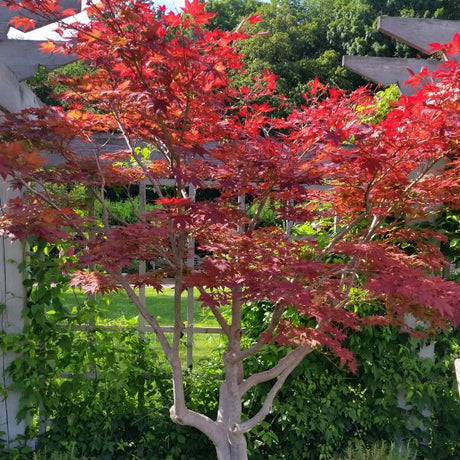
[378,17,460,56]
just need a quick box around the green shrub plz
[94,199,156,225]
[335,441,416,460]
[1,240,459,459]
[242,326,460,460]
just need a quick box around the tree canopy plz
[29,0,459,104]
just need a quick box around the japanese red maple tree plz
[1,1,459,458]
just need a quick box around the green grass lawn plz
[62,287,219,326]
[62,287,226,361]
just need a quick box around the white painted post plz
[0,37,44,447]
[186,184,196,368]
[138,181,147,334]
[0,178,28,447]
[137,181,147,459]
[455,359,460,397]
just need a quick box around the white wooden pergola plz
[343,16,460,94]
[0,4,212,444]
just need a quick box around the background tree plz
[1,1,459,459]
[206,0,459,95]
[27,60,90,106]
[327,0,459,57]
[238,0,344,97]
[30,1,459,104]
[206,0,261,30]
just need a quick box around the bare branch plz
[239,345,311,397]
[196,286,231,336]
[132,147,165,200]
[248,193,270,232]
[404,157,442,194]
[238,303,285,360]
[114,274,172,358]
[89,187,129,226]
[236,345,311,434]
[170,406,222,447]
[15,178,88,238]
[324,212,366,252]
[111,106,164,198]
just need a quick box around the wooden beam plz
[377,16,460,56]
[0,40,76,81]
[342,55,440,94]
[0,0,81,39]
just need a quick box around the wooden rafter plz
[377,16,460,55]
[343,16,460,94]
[0,0,81,38]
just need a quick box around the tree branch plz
[239,345,311,397]
[324,212,366,252]
[16,178,86,238]
[89,187,129,226]
[111,106,165,198]
[238,303,285,361]
[236,345,311,434]
[114,274,172,358]
[248,192,270,232]
[169,406,223,448]
[196,286,231,336]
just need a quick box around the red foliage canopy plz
[0,0,459,370]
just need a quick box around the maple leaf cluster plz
[0,0,459,367]
[4,0,79,32]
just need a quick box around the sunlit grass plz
[61,287,226,360]
[62,286,219,326]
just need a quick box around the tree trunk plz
[213,351,248,460]
[214,433,248,460]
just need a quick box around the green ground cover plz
[26,440,417,460]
